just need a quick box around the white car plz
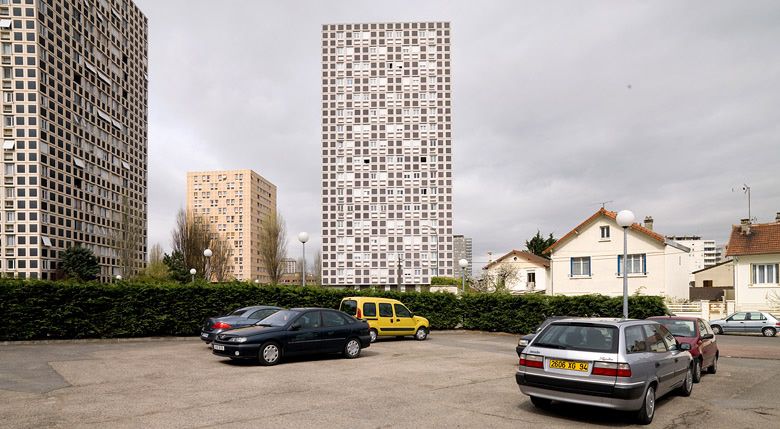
[709,311,779,337]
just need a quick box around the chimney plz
[644,216,654,231]
[740,218,751,235]
[775,212,780,222]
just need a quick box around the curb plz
[1,336,202,346]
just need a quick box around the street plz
[0,331,778,428]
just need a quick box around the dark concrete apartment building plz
[0,0,148,280]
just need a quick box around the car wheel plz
[530,396,552,408]
[762,327,776,337]
[344,338,361,359]
[369,329,378,343]
[258,342,281,366]
[415,327,429,341]
[692,359,702,383]
[708,355,718,374]
[678,365,693,397]
[712,325,723,335]
[636,384,656,425]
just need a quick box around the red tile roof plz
[484,250,550,270]
[725,222,780,256]
[543,208,666,255]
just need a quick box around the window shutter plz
[587,257,591,276]
[642,254,647,274]
[570,258,573,277]
[617,255,622,275]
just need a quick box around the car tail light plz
[356,308,362,318]
[776,322,780,327]
[592,362,632,377]
[519,353,544,369]
[212,321,232,330]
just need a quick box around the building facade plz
[0,0,148,280]
[725,217,780,312]
[186,169,276,282]
[666,235,722,280]
[545,209,691,300]
[320,22,453,287]
[483,250,549,294]
[453,234,472,277]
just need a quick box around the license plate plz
[549,359,589,372]
[201,333,209,338]
[213,344,225,351]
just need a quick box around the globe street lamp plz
[298,232,309,287]
[203,248,213,282]
[115,274,122,283]
[616,210,636,319]
[254,279,260,284]
[189,268,196,283]
[458,258,469,294]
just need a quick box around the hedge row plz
[0,280,668,341]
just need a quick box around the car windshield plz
[229,309,249,316]
[255,310,300,327]
[657,320,696,337]
[534,323,618,353]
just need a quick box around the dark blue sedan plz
[212,308,371,365]
[200,306,281,343]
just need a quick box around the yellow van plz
[339,297,430,343]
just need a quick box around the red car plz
[648,316,718,383]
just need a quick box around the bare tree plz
[471,264,517,293]
[313,249,322,285]
[114,195,143,278]
[171,209,232,282]
[259,211,287,284]
[143,243,169,280]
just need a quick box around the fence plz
[666,300,734,320]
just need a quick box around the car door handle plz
[674,358,679,363]
[655,362,660,368]
[396,319,401,322]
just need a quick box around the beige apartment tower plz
[321,22,454,287]
[0,0,148,280]
[186,170,276,282]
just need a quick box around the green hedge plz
[0,280,667,340]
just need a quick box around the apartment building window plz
[600,226,610,239]
[618,254,646,275]
[752,264,779,284]
[570,257,591,277]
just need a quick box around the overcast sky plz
[135,0,780,266]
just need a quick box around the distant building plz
[544,208,690,299]
[281,258,297,275]
[666,235,722,280]
[725,216,780,311]
[453,235,473,277]
[186,170,276,282]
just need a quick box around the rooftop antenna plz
[594,200,614,209]
[732,184,753,222]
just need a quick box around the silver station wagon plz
[516,318,693,425]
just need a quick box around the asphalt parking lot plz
[1,332,779,428]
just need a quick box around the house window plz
[600,226,610,239]
[570,257,591,277]
[752,264,779,284]
[618,254,647,275]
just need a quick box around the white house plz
[483,250,550,294]
[725,217,780,311]
[544,208,690,299]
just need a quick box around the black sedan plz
[201,305,281,343]
[212,308,372,365]
[516,316,569,357]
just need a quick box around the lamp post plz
[203,248,212,282]
[616,210,636,319]
[298,232,309,287]
[115,274,122,283]
[254,279,260,285]
[458,258,469,294]
[189,268,196,283]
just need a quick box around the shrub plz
[0,280,667,340]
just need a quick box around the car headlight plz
[228,337,247,343]
[518,339,529,347]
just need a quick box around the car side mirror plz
[679,343,691,351]
[290,323,301,331]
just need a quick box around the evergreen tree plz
[525,231,556,256]
[60,246,100,281]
